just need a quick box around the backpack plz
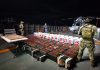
[81,24,93,40]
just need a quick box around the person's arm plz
[78,25,83,35]
[92,25,97,40]
[93,26,97,36]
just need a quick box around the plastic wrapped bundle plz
[65,57,72,68]
[33,51,47,62]
[63,46,79,58]
[57,55,72,69]
[40,45,54,54]
[48,45,69,58]
[24,37,37,49]
[57,55,67,67]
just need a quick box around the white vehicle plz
[69,23,82,34]
[69,16,85,34]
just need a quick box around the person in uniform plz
[19,21,24,35]
[77,17,97,66]
[43,23,48,33]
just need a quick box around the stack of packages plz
[25,34,80,65]
[24,35,46,62]
[56,35,80,69]
[23,35,39,57]
[48,43,69,58]
[38,39,55,54]
[63,46,79,58]
[24,35,36,47]
[57,55,67,67]
[40,44,55,54]
[57,45,79,69]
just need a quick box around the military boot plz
[90,60,96,67]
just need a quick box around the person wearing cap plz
[19,21,24,35]
[77,17,97,67]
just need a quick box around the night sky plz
[0,0,100,16]
[0,0,100,26]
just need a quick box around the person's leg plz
[87,43,95,66]
[21,30,24,35]
[77,41,85,61]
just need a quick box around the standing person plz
[19,21,24,35]
[77,17,97,66]
[43,23,48,33]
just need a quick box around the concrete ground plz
[0,41,100,70]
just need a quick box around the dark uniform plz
[77,17,97,66]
